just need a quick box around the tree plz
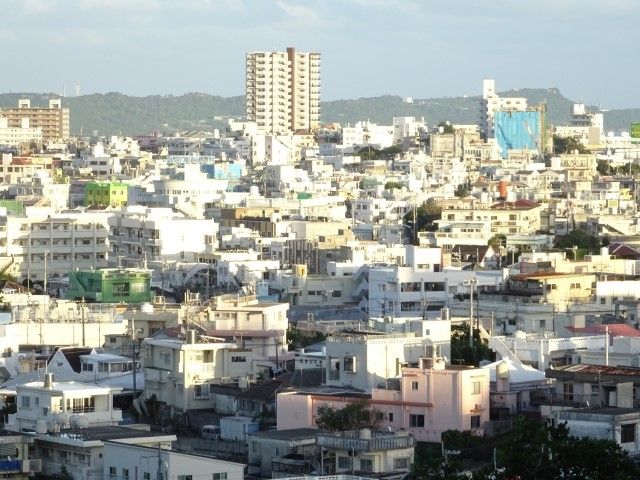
[491,416,640,480]
[384,181,403,190]
[553,134,590,154]
[554,229,602,258]
[488,234,506,251]
[450,324,495,366]
[437,121,455,134]
[454,183,470,197]
[315,399,380,431]
[286,327,326,351]
[405,199,442,236]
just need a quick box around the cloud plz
[275,1,319,23]
[20,0,54,14]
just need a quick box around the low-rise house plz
[5,374,175,480]
[317,429,414,479]
[248,428,318,477]
[103,440,245,480]
[0,433,41,479]
[554,407,640,455]
[541,364,640,418]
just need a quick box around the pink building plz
[277,357,490,442]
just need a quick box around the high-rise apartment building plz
[246,47,321,134]
[480,79,527,139]
[0,98,70,143]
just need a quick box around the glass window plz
[621,424,635,443]
[409,414,424,427]
[411,381,419,391]
[109,467,117,477]
[360,458,373,471]
[472,381,481,395]
[471,415,481,429]
[213,474,227,480]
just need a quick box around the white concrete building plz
[0,208,112,282]
[103,441,245,480]
[246,47,321,134]
[108,206,218,267]
[480,79,527,138]
[142,333,267,417]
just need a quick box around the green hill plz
[0,89,637,136]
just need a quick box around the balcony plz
[0,459,41,474]
[317,431,415,452]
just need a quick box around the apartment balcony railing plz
[317,432,415,452]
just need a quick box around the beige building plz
[246,47,321,134]
[0,99,70,142]
[142,332,269,417]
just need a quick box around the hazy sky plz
[1,0,638,108]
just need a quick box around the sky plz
[0,0,638,108]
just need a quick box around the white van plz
[201,425,221,440]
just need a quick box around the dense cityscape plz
[1,5,640,480]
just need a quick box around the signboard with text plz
[631,122,640,138]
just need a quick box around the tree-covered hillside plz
[0,89,637,136]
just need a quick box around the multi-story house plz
[278,357,490,443]
[142,331,267,418]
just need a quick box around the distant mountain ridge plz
[0,89,637,136]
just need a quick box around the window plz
[394,458,410,470]
[82,363,94,372]
[563,382,574,401]
[360,458,373,471]
[621,424,635,443]
[471,415,481,429]
[109,467,117,478]
[389,412,394,422]
[122,468,129,479]
[177,476,193,480]
[213,474,227,480]
[337,456,351,469]
[343,356,356,372]
[332,290,341,298]
[231,356,246,363]
[472,381,481,395]
[21,395,31,409]
[144,474,151,480]
[194,384,210,399]
[409,414,425,427]
[411,381,419,391]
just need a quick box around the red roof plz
[566,324,640,338]
[608,242,640,258]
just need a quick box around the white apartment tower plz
[246,47,321,134]
[480,79,527,139]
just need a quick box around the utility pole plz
[81,297,86,346]
[468,278,477,348]
[157,443,163,480]
[43,249,49,295]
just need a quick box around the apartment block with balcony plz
[108,206,218,267]
[0,210,111,283]
[246,47,321,134]
[0,434,41,479]
[0,98,70,142]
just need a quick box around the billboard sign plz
[631,123,640,138]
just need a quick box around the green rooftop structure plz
[66,268,152,303]
[85,181,128,208]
